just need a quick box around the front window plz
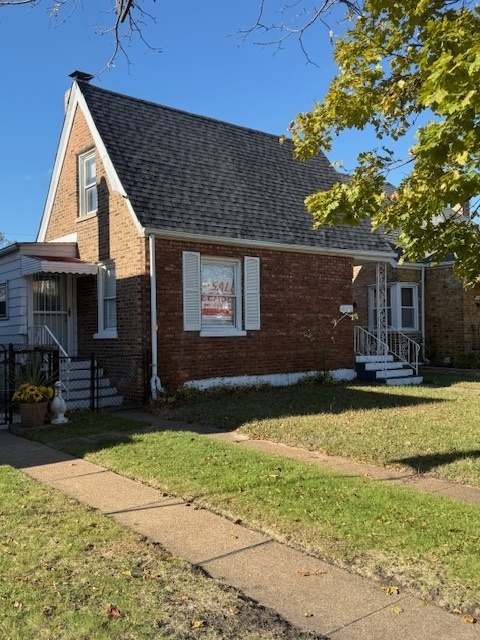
[368,283,418,332]
[201,261,236,329]
[94,262,117,339]
[400,286,416,329]
[79,150,97,216]
[182,251,260,334]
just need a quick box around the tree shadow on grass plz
[17,384,448,448]
[156,384,447,432]
[391,450,480,473]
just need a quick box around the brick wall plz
[45,106,149,404]
[155,239,355,388]
[425,266,480,362]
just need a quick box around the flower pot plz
[18,402,48,428]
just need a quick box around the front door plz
[32,274,74,355]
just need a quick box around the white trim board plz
[184,369,356,391]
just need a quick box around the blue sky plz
[0,0,411,243]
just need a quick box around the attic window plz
[78,150,97,217]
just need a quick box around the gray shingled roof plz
[79,82,393,255]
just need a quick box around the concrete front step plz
[355,355,394,363]
[376,368,413,379]
[59,358,124,409]
[66,395,124,410]
[64,385,121,402]
[355,355,423,386]
[364,361,406,371]
[386,376,424,386]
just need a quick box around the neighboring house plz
[353,208,480,367]
[1,72,410,404]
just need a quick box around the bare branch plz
[0,0,161,73]
[238,0,363,63]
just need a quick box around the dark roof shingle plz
[79,82,392,256]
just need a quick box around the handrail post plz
[7,343,15,428]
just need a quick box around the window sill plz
[93,330,118,340]
[77,211,98,222]
[200,330,247,338]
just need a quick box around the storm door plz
[32,274,73,355]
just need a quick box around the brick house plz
[353,252,480,367]
[1,72,406,404]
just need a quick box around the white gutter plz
[143,227,396,262]
[149,234,164,398]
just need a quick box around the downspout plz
[421,264,426,362]
[149,234,164,398]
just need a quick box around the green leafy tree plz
[284,1,480,284]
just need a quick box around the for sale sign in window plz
[201,263,235,328]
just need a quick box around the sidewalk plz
[0,420,479,639]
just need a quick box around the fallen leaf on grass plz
[382,585,400,596]
[105,604,121,619]
[390,606,404,614]
[462,615,477,624]
[12,601,22,610]
[191,619,206,629]
[43,605,54,617]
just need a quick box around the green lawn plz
[0,463,312,640]
[22,374,480,613]
[161,375,480,486]
[39,425,480,613]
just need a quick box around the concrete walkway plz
[0,418,479,639]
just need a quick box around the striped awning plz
[21,255,98,276]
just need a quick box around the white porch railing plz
[354,325,420,374]
[27,325,69,358]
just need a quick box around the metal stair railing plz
[27,325,69,358]
[387,326,420,374]
[354,325,420,374]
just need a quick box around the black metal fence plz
[0,344,59,426]
[1,344,150,425]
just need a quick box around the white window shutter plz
[244,256,260,330]
[183,251,201,331]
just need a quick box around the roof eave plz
[143,227,396,262]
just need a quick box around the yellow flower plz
[12,382,53,403]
